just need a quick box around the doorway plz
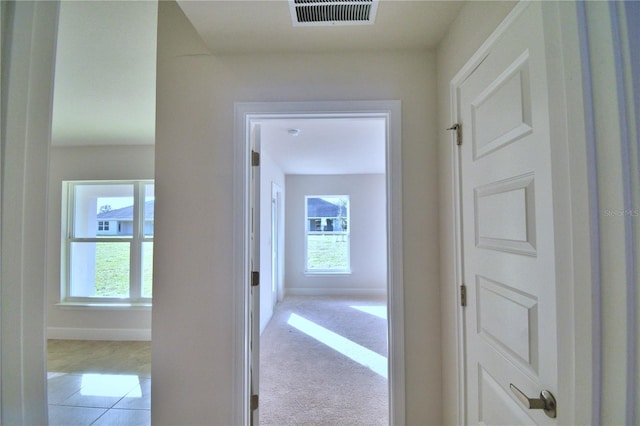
[271,183,283,308]
[233,101,405,425]
[259,118,387,423]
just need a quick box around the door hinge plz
[251,271,260,287]
[251,150,260,166]
[447,123,462,146]
[460,284,467,307]
[251,394,259,411]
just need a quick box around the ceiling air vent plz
[289,0,379,27]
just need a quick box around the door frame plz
[449,2,595,425]
[233,100,405,426]
[271,182,283,305]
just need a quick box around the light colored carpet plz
[259,296,388,426]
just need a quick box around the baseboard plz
[47,327,151,341]
[285,288,387,297]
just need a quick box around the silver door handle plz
[510,383,557,418]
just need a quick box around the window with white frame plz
[62,181,154,304]
[305,195,350,273]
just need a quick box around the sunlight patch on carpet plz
[350,305,387,319]
[287,313,388,378]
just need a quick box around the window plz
[305,195,350,273]
[62,181,154,304]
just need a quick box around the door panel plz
[474,173,536,255]
[477,275,539,371]
[459,3,557,424]
[472,52,532,160]
[478,366,535,425]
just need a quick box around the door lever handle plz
[510,383,557,418]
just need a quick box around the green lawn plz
[94,242,153,297]
[307,235,349,270]
[92,234,344,296]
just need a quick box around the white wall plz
[284,174,386,295]
[46,146,154,340]
[259,149,285,333]
[154,2,440,424]
[434,2,518,424]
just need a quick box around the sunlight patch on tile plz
[287,313,388,378]
[80,374,141,398]
[350,305,387,319]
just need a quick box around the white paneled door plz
[458,3,558,424]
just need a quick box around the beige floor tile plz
[59,373,141,408]
[48,374,83,404]
[91,408,150,426]
[48,405,107,426]
[113,378,151,410]
[47,340,151,425]
[47,340,151,377]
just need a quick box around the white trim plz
[271,182,285,303]
[47,327,151,341]
[304,194,351,274]
[234,100,404,426]
[2,2,58,422]
[61,180,154,305]
[285,288,387,297]
[575,3,602,422]
[608,3,637,422]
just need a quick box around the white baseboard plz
[47,327,151,341]
[285,288,387,297]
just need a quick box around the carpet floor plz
[259,296,389,426]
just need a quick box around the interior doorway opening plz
[234,101,405,426]
[258,115,388,424]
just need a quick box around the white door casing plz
[457,3,559,424]
[271,194,277,306]
[271,183,283,305]
[250,123,261,425]
[233,100,405,426]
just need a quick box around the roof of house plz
[307,198,346,218]
[97,200,154,220]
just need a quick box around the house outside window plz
[61,180,154,304]
[305,195,350,273]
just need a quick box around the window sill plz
[304,271,352,276]
[56,302,151,311]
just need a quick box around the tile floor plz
[48,372,150,425]
[48,340,151,426]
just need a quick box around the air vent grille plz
[289,0,379,26]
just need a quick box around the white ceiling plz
[259,117,386,175]
[176,0,464,55]
[50,0,464,173]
